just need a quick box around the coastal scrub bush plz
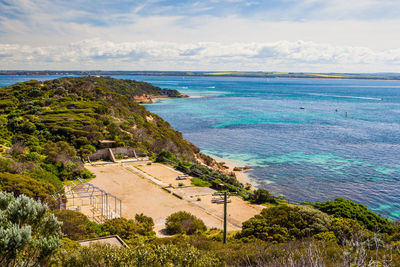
[44,141,77,165]
[239,205,331,242]
[185,163,244,191]
[330,217,369,244]
[134,213,155,235]
[0,157,13,172]
[155,150,178,163]
[101,215,155,240]
[43,141,86,180]
[251,188,277,204]
[0,172,55,203]
[178,160,192,167]
[0,192,62,266]
[53,210,99,240]
[313,231,338,243]
[28,167,63,191]
[54,242,220,266]
[165,211,207,235]
[314,198,393,234]
[191,177,212,187]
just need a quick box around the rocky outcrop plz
[133,94,153,104]
[133,93,189,104]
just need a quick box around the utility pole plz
[223,191,227,244]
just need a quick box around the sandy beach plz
[82,162,263,236]
[207,154,259,189]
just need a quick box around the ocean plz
[1,75,400,219]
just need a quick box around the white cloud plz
[1,39,399,72]
[1,0,400,71]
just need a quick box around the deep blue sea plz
[1,75,400,219]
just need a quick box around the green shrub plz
[0,158,13,172]
[184,163,243,190]
[44,141,77,165]
[78,144,96,158]
[0,192,62,266]
[24,151,41,162]
[134,213,155,235]
[330,217,369,244]
[54,242,220,266]
[165,211,207,235]
[155,150,177,163]
[178,160,192,167]
[239,205,331,242]
[313,231,338,243]
[101,216,155,240]
[0,172,55,203]
[191,177,212,187]
[28,167,63,191]
[53,209,99,240]
[251,188,277,204]
[314,198,393,234]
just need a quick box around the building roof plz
[78,235,128,248]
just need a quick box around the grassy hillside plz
[0,76,201,202]
[0,76,197,160]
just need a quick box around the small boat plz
[300,107,305,110]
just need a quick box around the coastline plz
[144,96,260,190]
[135,94,189,104]
[206,154,259,190]
[3,71,400,82]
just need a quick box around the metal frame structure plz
[53,178,121,223]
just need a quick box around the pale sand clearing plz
[135,163,192,187]
[187,195,263,228]
[84,163,263,236]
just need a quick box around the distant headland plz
[1,70,400,80]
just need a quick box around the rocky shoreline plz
[133,93,189,104]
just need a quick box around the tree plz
[0,191,62,266]
[165,211,206,235]
[52,209,98,240]
[251,188,277,204]
[101,216,155,240]
[239,205,331,242]
[155,150,177,163]
[330,217,368,244]
[314,198,393,234]
[134,213,155,236]
[43,141,90,180]
[43,141,77,165]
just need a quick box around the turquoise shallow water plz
[1,75,400,219]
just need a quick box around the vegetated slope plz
[0,76,198,161]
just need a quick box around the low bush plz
[239,205,332,242]
[165,211,207,235]
[0,172,55,203]
[155,150,177,163]
[251,188,277,204]
[53,209,99,240]
[53,242,220,267]
[314,198,393,234]
[28,167,63,191]
[0,192,62,266]
[101,215,155,240]
[191,177,212,187]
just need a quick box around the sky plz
[0,0,400,72]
